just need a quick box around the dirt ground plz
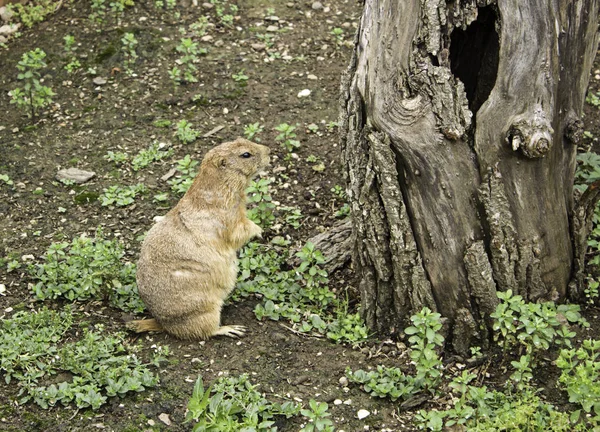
[1,1,600,431]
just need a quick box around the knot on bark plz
[565,117,584,144]
[506,108,554,158]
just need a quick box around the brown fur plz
[126,138,270,339]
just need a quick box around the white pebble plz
[298,89,311,98]
[357,409,370,420]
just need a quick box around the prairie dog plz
[127,138,270,339]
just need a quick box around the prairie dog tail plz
[126,318,164,333]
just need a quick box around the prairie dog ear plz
[211,155,226,168]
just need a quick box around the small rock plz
[342,22,352,29]
[201,2,214,9]
[265,15,279,22]
[323,6,330,12]
[200,35,213,42]
[312,1,323,10]
[0,23,20,36]
[307,74,318,80]
[0,284,6,296]
[0,35,6,44]
[0,6,14,23]
[338,376,349,386]
[333,399,343,405]
[266,25,279,32]
[158,413,171,426]
[291,375,311,385]
[147,419,155,426]
[93,77,107,86]
[251,43,266,51]
[357,409,370,420]
[214,40,224,47]
[56,167,96,184]
[21,255,35,261]
[297,89,311,98]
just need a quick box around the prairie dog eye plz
[240,152,252,158]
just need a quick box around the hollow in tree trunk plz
[340,0,600,354]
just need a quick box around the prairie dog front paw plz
[248,220,263,239]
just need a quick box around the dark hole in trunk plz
[449,6,499,116]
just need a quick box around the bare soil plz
[1,1,600,431]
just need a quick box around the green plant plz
[89,0,107,22]
[190,16,209,37]
[275,123,300,152]
[104,150,129,165]
[586,91,600,108]
[244,122,264,141]
[7,0,58,28]
[556,339,600,424]
[300,400,333,432]
[280,206,303,229]
[334,203,350,219]
[63,35,81,73]
[9,48,55,121]
[575,152,600,190]
[585,277,600,304]
[236,239,369,345]
[153,119,172,128]
[176,119,200,144]
[246,178,276,227]
[232,69,249,86]
[121,32,138,76]
[0,307,165,410]
[110,0,133,15]
[490,290,587,359]
[405,307,445,390]
[171,38,206,85]
[29,230,145,313]
[330,27,344,45]
[7,259,21,273]
[0,174,14,186]
[330,185,345,199]
[100,183,146,207]
[185,374,300,431]
[131,142,173,170]
[168,155,199,194]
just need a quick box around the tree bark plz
[340,0,600,353]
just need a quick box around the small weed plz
[29,230,145,313]
[300,400,333,432]
[330,27,344,45]
[556,339,600,424]
[586,91,600,108]
[168,155,199,194]
[131,142,173,171]
[0,307,165,410]
[100,183,146,207]
[104,150,129,165]
[243,122,264,141]
[9,48,55,122]
[175,119,200,144]
[185,374,300,430]
[153,119,172,128]
[171,38,206,86]
[63,35,81,73]
[7,0,58,28]
[490,289,587,360]
[0,174,14,186]
[232,69,249,86]
[275,123,300,152]
[121,32,138,76]
[246,178,276,228]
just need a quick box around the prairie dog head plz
[202,138,270,178]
